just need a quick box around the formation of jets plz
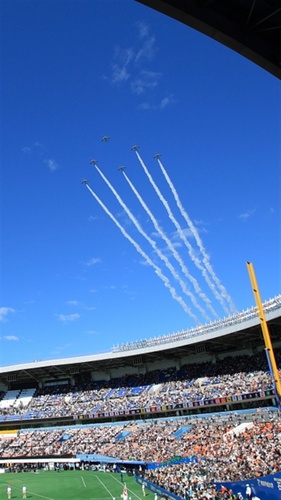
[82,140,162,184]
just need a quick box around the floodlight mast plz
[246,261,281,411]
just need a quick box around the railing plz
[112,295,281,352]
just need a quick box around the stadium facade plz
[0,295,280,430]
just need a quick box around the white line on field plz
[111,475,142,500]
[95,474,116,499]
[22,490,55,500]
[1,482,54,500]
[81,475,87,488]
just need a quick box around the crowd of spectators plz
[0,351,279,421]
[0,347,280,499]
[146,461,244,499]
[0,409,280,499]
[143,410,281,497]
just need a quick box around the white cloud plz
[3,335,19,341]
[160,97,170,109]
[103,285,116,290]
[238,208,256,220]
[138,101,153,110]
[138,95,176,111]
[140,259,149,266]
[111,47,134,84]
[44,158,59,172]
[115,46,134,66]
[86,257,101,267]
[110,26,158,88]
[0,307,15,322]
[160,94,176,109]
[135,34,157,63]
[57,313,80,322]
[23,141,47,154]
[111,63,130,83]
[83,305,96,311]
[137,21,149,39]
[89,215,97,222]
[108,24,175,110]
[66,300,79,306]
[131,70,161,95]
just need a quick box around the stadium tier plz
[0,296,280,428]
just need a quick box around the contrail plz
[122,170,214,320]
[135,151,231,315]
[85,183,198,322]
[156,157,236,313]
[94,165,209,321]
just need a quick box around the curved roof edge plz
[0,297,280,375]
[136,0,281,80]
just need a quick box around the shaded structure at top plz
[136,0,281,79]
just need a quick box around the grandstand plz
[0,295,280,429]
[0,298,280,499]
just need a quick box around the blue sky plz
[0,0,279,366]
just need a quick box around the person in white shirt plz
[22,485,27,499]
[246,484,252,499]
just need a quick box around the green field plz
[0,470,147,500]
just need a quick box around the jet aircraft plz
[131,145,139,151]
[101,136,110,142]
[153,153,161,159]
[90,159,98,165]
[81,179,89,184]
[118,166,126,171]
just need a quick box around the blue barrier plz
[138,466,281,500]
[215,472,281,500]
[147,456,198,470]
[135,476,182,500]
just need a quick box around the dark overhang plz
[136,0,281,79]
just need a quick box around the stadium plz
[1,2,280,500]
[0,295,280,499]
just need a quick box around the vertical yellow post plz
[246,261,281,408]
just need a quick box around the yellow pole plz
[246,261,281,408]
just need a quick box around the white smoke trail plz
[135,152,232,315]
[156,157,236,314]
[85,183,198,322]
[122,170,214,321]
[134,151,222,316]
[94,165,208,320]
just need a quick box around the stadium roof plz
[0,304,280,385]
[136,0,281,79]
